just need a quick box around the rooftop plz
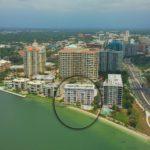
[65,84,95,90]
[13,78,30,82]
[28,80,45,85]
[0,59,11,65]
[65,44,79,49]
[59,49,99,53]
[44,83,60,88]
[103,74,123,87]
[25,41,45,52]
[33,74,55,80]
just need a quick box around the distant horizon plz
[0,26,150,31]
[0,1,150,29]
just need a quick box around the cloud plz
[0,0,149,28]
[0,0,150,13]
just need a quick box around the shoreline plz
[0,88,26,98]
[1,88,150,142]
[68,106,150,142]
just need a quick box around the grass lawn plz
[112,101,150,136]
[132,102,150,136]
[113,109,129,125]
[0,82,4,86]
[138,65,150,71]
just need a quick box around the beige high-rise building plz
[24,41,46,78]
[59,46,99,80]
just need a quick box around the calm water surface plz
[0,91,150,150]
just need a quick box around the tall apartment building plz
[24,41,46,78]
[103,74,123,108]
[124,42,139,57]
[64,84,95,106]
[107,40,125,52]
[123,30,130,42]
[59,47,99,80]
[99,50,123,72]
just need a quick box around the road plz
[125,60,150,114]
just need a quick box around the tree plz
[128,115,137,128]
[112,105,120,112]
[123,88,134,109]
[127,108,132,116]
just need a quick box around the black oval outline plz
[52,75,103,130]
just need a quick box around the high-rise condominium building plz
[124,39,139,57]
[24,41,46,78]
[107,40,125,52]
[64,84,95,106]
[103,74,123,108]
[59,46,99,80]
[124,43,139,57]
[99,50,123,72]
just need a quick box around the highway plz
[125,61,150,114]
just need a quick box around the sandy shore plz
[67,106,150,142]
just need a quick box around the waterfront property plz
[27,80,45,94]
[64,84,96,109]
[3,77,58,96]
[43,83,59,97]
[4,80,13,89]
[103,74,123,108]
[13,78,30,90]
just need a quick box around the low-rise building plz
[44,83,59,97]
[4,80,13,89]
[64,84,95,109]
[13,78,30,90]
[27,80,45,94]
[10,65,24,71]
[0,59,11,72]
[103,74,123,108]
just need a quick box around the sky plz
[0,0,150,29]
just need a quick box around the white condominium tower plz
[24,40,46,78]
[64,84,95,106]
[103,74,123,108]
[59,46,99,80]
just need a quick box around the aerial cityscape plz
[0,0,150,150]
